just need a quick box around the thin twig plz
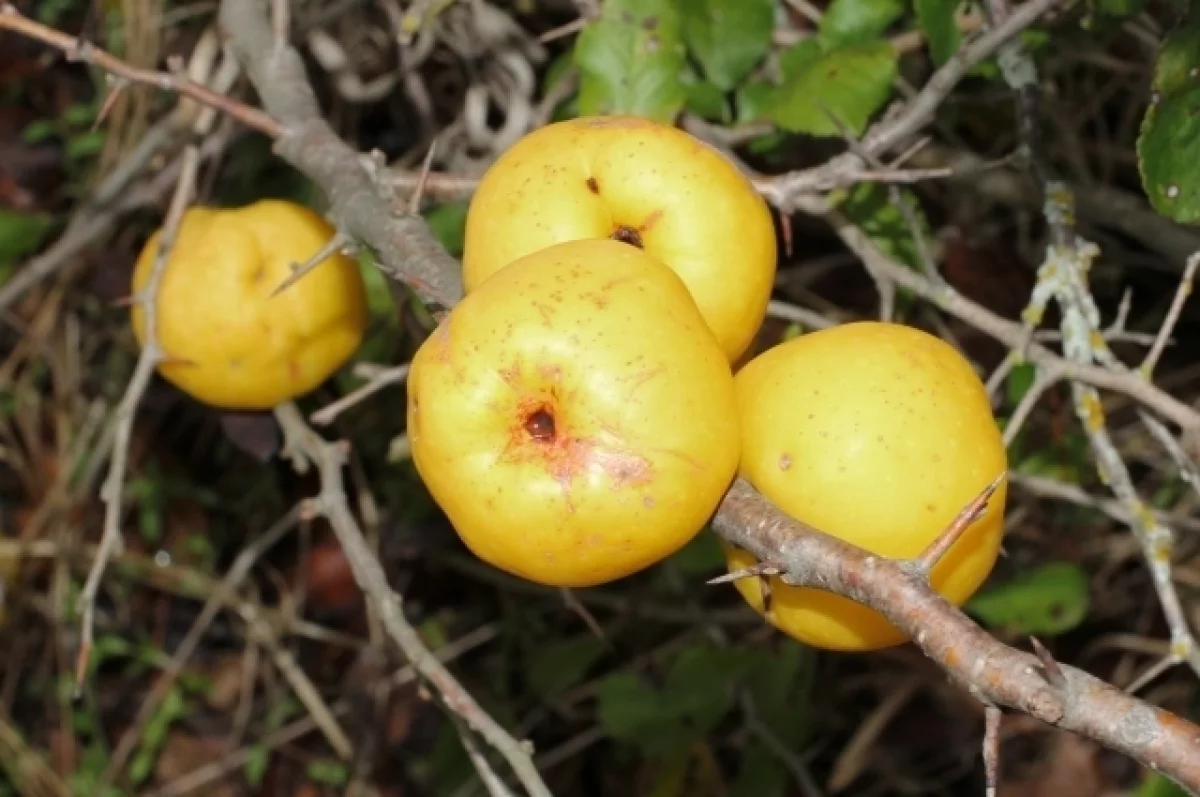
[74,142,200,692]
[1141,252,1200,378]
[272,402,550,797]
[0,4,282,137]
[103,505,304,782]
[311,364,410,426]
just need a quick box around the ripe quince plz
[724,321,1008,651]
[461,115,777,363]
[408,238,741,588]
[130,199,368,410]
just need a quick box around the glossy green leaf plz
[575,0,688,122]
[915,0,962,65]
[1138,84,1200,223]
[768,41,897,136]
[820,0,906,48]
[966,562,1091,636]
[1150,7,1200,97]
[680,0,775,90]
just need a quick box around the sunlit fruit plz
[461,115,777,363]
[130,199,368,410]
[723,321,1008,651]
[408,238,741,587]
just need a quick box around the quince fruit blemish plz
[407,238,741,588]
[130,199,368,410]
[724,321,1008,651]
[461,115,777,363]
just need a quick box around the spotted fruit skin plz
[130,200,368,410]
[408,238,741,588]
[726,321,1008,651]
[461,115,777,363]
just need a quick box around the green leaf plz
[0,210,55,274]
[665,528,726,576]
[575,0,688,122]
[527,635,607,698]
[355,248,397,318]
[966,562,1091,636]
[680,0,775,90]
[1093,0,1145,21]
[768,41,898,136]
[735,80,778,123]
[597,644,753,756]
[1150,6,1200,98]
[819,0,906,48]
[1005,362,1037,409]
[779,38,823,81]
[1138,84,1200,223]
[836,182,932,273]
[685,79,731,122]
[597,672,678,752]
[914,0,962,65]
[307,758,350,786]
[730,742,789,797]
[423,200,470,258]
[1135,772,1191,797]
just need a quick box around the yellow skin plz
[461,115,778,363]
[726,321,1008,651]
[408,238,741,588]
[131,200,368,410]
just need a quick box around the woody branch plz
[5,0,1200,793]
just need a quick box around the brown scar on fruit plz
[586,177,600,193]
[501,404,654,502]
[610,226,644,248]
[639,209,664,232]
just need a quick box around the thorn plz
[94,77,129,130]
[781,212,794,259]
[270,231,352,297]
[914,472,1005,573]
[1029,636,1066,689]
[73,641,90,697]
[156,353,198,368]
[408,137,440,215]
[707,561,782,585]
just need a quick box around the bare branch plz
[712,478,1200,789]
[272,403,550,797]
[217,0,464,309]
[0,4,282,137]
